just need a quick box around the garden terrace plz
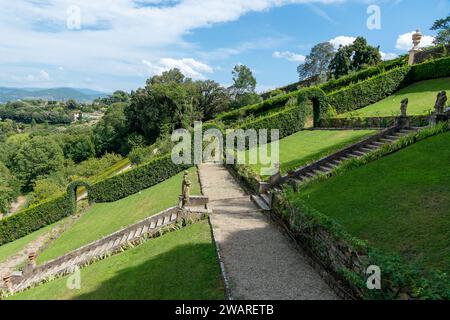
[35,168,200,264]
[240,129,376,179]
[288,131,450,277]
[7,221,225,300]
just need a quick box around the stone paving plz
[198,163,337,300]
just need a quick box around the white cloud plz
[272,51,306,63]
[39,70,50,80]
[0,0,349,90]
[329,36,356,49]
[142,58,213,79]
[380,51,398,61]
[395,31,435,51]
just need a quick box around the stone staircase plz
[2,204,209,295]
[251,126,421,210]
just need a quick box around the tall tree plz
[11,136,64,189]
[431,14,450,45]
[297,42,335,82]
[229,65,260,109]
[230,64,256,96]
[196,80,231,120]
[93,103,129,155]
[329,36,381,78]
[0,162,20,213]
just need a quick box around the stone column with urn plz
[408,29,422,66]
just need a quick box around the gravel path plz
[198,163,337,300]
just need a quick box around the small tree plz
[431,14,450,45]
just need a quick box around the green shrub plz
[319,56,407,94]
[327,66,411,114]
[236,88,328,140]
[409,56,450,82]
[89,154,190,203]
[0,194,73,246]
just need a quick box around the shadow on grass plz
[71,242,225,300]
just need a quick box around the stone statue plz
[181,171,191,207]
[434,91,447,114]
[400,98,408,117]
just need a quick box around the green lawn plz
[288,132,450,275]
[36,168,200,264]
[8,221,225,300]
[338,78,450,118]
[0,218,68,264]
[243,129,376,177]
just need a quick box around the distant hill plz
[0,87,108,103]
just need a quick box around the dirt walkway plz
[198,163,337,300]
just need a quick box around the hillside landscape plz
[0,1,450,308]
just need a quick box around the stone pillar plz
[408,29,422,66]
[2,273,12,292]
[396,98,411,129]
[181,171,191,208]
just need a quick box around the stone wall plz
[413,45,450,64]
[319,115,430,129]
[270,193,405,300]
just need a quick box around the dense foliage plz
[0,101,72,124]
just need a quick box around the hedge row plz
[327,57,450,115]
[327,66,411,114]
[216,90,298,123]
[318,56,407,94]
[409,56,450,82]
[236,88,328,140]
[0,194,74,246]
[0,155,188,246]
[88,154,190,203]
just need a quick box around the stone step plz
[352,150,366,157]
[260,193,271,206]
[379,138,395,143]
[371,141,384,146]
[250,195,271,211]
[360,147,373,152]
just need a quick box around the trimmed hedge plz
[318,56,407,94]
[88,154,190,203]
[409,56,450,82]
[216,90,298,123]
[327,57,450,115]
[0,194,73,246]
[236,87,329,140]
[0,155,188,246]
[327,66,411,114]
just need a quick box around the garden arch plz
[297,88,329,128]
[67,180,93,211]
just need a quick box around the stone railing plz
[2,199,210,295]
[276,126,399,186]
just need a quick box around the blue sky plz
[0,0,448,93]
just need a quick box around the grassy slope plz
[8,221,225,300]
[289,132,450,274]
[37,167,200,264]
[0,218,68,264]
[244,129,376,177]
[338,78,450,118]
